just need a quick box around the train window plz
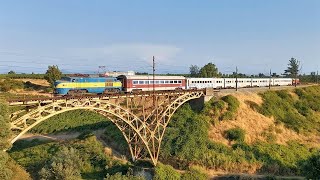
[165,80,169,83]
[170,81,174,83]
[178,80,182,83]
[145,81,149,84]
[174,81,177,83]
[160,81,164,84]
[155,81,159,84]
[139,81,144,84]
[133,81,138,84]
[150,81,154,84]
[191,81,194,83]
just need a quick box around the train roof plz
[118,75,185,80]
[67,76,116,79]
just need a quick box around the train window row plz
[132,80,182,85]
[191,81,212,84]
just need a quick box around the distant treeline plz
[0,73,45,79]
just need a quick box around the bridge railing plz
[7,89,206,106]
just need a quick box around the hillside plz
[209,90,320,148]
[3,86,320,179]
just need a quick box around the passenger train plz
[54,75,299,95]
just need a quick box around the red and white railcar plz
[118,75,186,93]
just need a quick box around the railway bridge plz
[7,89,212,165]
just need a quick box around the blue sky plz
[0,0,319,75]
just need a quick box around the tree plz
[258,73,266,78]
[199,63,219,78]
[44,65,62,87]
[189,65,200,77]
[284,57,300,87]
[310,72,317,82]
[7,71,15,75]
[39,146,83,180]
[271,73,279,78]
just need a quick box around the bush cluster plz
[0,78,24,92]
[224,127,246,142]
[202,95,240,123]
[220,95,240,120]
[258,87,320,133]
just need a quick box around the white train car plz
[237,78,252,88]
[186,78,214,89]
[213,78,224,89]
[274,78,292,86]
[224,78,236,88]
[186,78,225,89]
[186,77,295,90]
[256,78,270,87]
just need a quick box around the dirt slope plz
[209,91,320,147]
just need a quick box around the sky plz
[0,0,319,75]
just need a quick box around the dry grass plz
[18,78,50,86]
[208,91,320,148]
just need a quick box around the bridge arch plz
[10,101,154,163]
[9,90,205,165]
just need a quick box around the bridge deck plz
[7,89,207,106]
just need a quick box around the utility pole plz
[317,70,319,85]
[235,66,238,91]
[153,56,155,106]
[295,72,297,87]
[269,69,272,89]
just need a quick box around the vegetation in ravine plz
[30,109,109,134]
[9,135,137,180]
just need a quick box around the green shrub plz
[220,95,240,120]
[224,127,246,142]
[220,111,234,120]
[221,95,240,112]
[202,99,225,124]
[153,163,180,180]
[301,151,320,179]
[105,172,144,180]
[181,168,207,180]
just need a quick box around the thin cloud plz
[72,43,182,63]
